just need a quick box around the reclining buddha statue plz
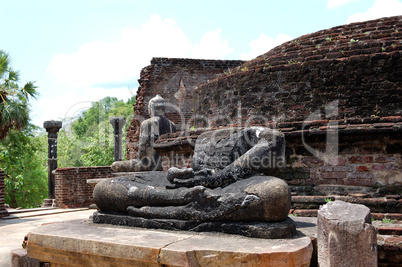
[93,98,295,238]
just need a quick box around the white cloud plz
[40,14,234,128]
[31,86,133,127]
[346,0,402,24]
[48,14,233,88]
[191,28,233,59]
[239,33,292,60]
[327,0,355,9]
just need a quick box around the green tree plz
[0,125,47,208]
[73,97,118,138]
[58,96,135,167]
[0,50,43,208]
[0,50,38,140]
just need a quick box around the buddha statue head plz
[148,94,166,117]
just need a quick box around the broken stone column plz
[109,117,126,162]
[317,200,377,267]
[43,121,62,203]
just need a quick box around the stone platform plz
[27,219,313,267]
[93,211,297,239]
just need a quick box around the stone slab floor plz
[1,208,400,266]
[0,208,94,267]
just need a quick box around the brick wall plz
[194,16,402,127]
[154,117,402,190]
[54,166,114,208]
[278,119,401,188]
[0,170,7,217]
[126,57,244,159]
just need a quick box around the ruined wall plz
[194,16,402,126]
[278,117,401,189]
[126,57,244,159]
[155,116,402,190]
[54,167,114,208]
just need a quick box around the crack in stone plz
[157,235,198,265]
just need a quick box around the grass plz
[382,217,397,224]
[371,217,397,224]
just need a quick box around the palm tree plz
[0,50,38,139]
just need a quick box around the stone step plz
[290,208,402,221]
[378,227,402,235]
[377,235,402,267]
[291,195,402,213]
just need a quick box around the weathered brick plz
[302,156,324,166]
[55,167,114,208]
[344,178,376,186]
[374,156,398,162]
[349,156,374,163]
[372,163,398,171]
[327,157,347,166]
[321,172,346,179]
[346,171,374,179]
[356,165,370,172]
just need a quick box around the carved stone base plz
[93,211,296,239]
[41,199,55,208]
[27,219,313,267]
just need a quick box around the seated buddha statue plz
[111,94,176,172]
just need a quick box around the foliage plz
[382,217,396,224]
[80,122,114,166]
[0,125,47,208]
[0,50,38,140]
[58,96,135,167]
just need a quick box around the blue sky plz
[1,0,401,127]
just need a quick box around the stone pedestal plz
[109,117,126,162]
[10,249,40,267]
[317,200,377,267]
[43,120,62,201]
[41,199,55,208]
[27,219,313,267]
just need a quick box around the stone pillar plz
[317,200,377,267]
[43,121,62,202]
[109,117,126,162]
[0,170,8,217]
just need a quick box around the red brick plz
[321,172,346,179]
[311,120,329,126]
[55,166,114,208]
[378,227,402,235]
[356,165,369,172]
[349,156,373,163]
[384,236,402,244]
[344,178,376,186]
[329,124,347,129]
[327,157,346,166]
[373,123,394,128]
[374,156,398,163]
[302,156,324,166]
[280,127,296,132]
[381,116,402,122]
[291,104,305,110]
[372,163,398,171]
[347,171,374,179]
[348,124,372,128]
[293,209,318,217]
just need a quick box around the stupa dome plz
[195,16,402,125]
